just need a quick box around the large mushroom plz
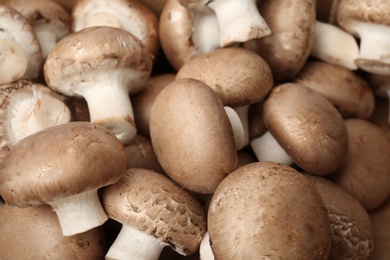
[0,122,126,236]
[44,26,153,145]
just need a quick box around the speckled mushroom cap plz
[244,0,316,84]
[101,168,207,255]
[262,82,349,175]
[293,61,375,119]
[208,162,332,259]
[0,121,126,207]
[176,47,273,108]
[304,174,374,260]
[0,203,107,259]
[330,118,390,212]
[149,78,237,194]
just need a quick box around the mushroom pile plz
[0,0,389,259]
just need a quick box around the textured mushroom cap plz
[304,174,374,260]
[176,47,273,107]
[44,26,153,97]
[293,61,375,119]
[0,122,126,207]
[263,83,349,175]
[244,0,316,84]
[208,162,332,260]
[0,203,107,259]
[101,168,207,255]
[330,118,390,212]
[149,78,237,194]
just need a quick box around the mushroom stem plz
[106,224,168,260]
[84,11,122,28]
[0,39,28,84]
[47,188,108,236]
[191,10,220,54]
[199,231,214,260]
[250,131,294,165]
[34,22,67,60]
[224,106,245,150]
[207,0,271,47]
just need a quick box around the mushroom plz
[43,26,153,145]
[149,78,237,194]
[207,162,332,259]
[304,174,374,260]
[370,198,390,260]
[336,0,390,75]
[0,122,126,236]
[72,0,160,58]
[101,168,207,260]
[0,79,71,149]
[199,231,214,260]
[0,204,107,259]
[0,4,42,84]
[6,0,71,59]
[330,118,390,212]
[243,0,316,84]
[293,60,375,119]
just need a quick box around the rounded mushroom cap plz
[176,47,273,107]
[0,121,126,207]
[263,83,349,175]
[44,26,153,97]
[304,174,374,259]
[101,168,207,255]
[0,203,107,259]
[208,162,332,259]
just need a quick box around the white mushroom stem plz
[106,224,169,260]
[34,22,69,59]
[224,106,245,150]
[310,20,359,70]
[191,10,220,54]
[207,0,271,47]
[250,130,294,165]
[200,231,215,260]
[0,39,28,84]
[84,11,122,28]
[351,21,390,75]
[47,188,108,236]
[233,105,250,147]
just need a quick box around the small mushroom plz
[0,4,43,84]
[370,198,390,260]
[44,26,153,145]
[101,168,207,260]
[0,122,126,236]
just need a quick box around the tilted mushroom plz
[370,198,390,260]
[0,122,126,236]
[6,0,71,59]
[207,162,332,259]
[0,4,42,84]
[0,79,71,149]
[101,168,207,260]
[72,0,159,58]
[0,204,107,259]
[149,78,237,194]
[44,26,153,145]
[336,0,390,75]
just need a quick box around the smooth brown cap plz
[208,162,331,259]
[0,122,126,207]
[101,168,207,255]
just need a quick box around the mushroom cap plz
[0,121,126,207]
[293,61,376,119]
[149,78,237,194]
[330,118,390,212]
[101,168,207,255]
[208,162,332,259]
[0,203,107,259]
[43,26,153,97]
[263,82,349,175]
[304,174,374,259]
[243,0,316,84]
[176,47,273,107]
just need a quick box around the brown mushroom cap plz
[0,203,107,259]
[101,168,207,255]
[176,47,273,108]
[304,174,374,259]
[293,61,376,119]
[0,121,126,207]
[208,162,332,259]
[149,78,237,194]
[330,118,390,212]
[370,198,390,260]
